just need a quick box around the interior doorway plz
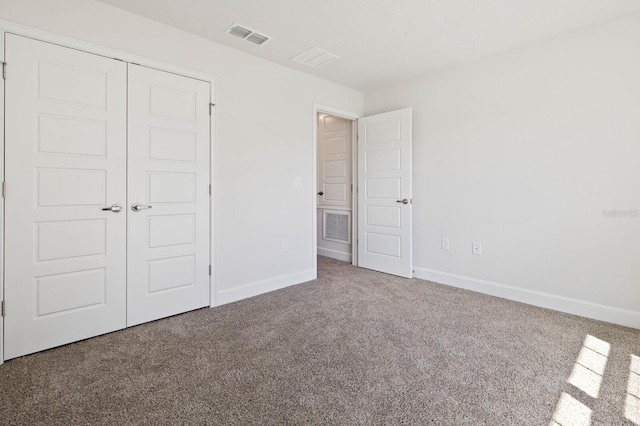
[312,106,413,280]
[312,105,359,277]
[316,113,353,262]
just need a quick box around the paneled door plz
[4,34,128,359]
[357,108,412,278]
[318,114,352,207]
[126,65,211,326]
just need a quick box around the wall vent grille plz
[323,210,350,243]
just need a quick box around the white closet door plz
[126,65,210,326]
[4,34,127,359]
[357,108,413,278]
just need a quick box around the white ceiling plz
[97,0,640,92]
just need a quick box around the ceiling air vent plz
[246,33,269,46]
[291,47,338,68]
[225,23,272,46]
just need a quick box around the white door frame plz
[0,20,217,364]
[0,25,5,365]
[312,104,360,278]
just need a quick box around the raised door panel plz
[127,64,210,327]
[3,34,127,359]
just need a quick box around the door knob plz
[102,203,123,213]
[131,203,153,212]
[318,191,324,196]
[396,199,409,205]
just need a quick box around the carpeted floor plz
[1,256,639,425]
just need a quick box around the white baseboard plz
[413,267,640,330]
[318,248,352,263]
[215,269,315,306]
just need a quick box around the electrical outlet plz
[281,240,288,252]
[472,242,482,256]
[292,177,302,188]
[441,238,450,250]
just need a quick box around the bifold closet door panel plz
[3,34,128,359]
[126,64,211,327]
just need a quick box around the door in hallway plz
[317,113,353,262]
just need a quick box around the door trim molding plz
[0,20,217,364]
[0,24,5,365]
[312,104,360,279]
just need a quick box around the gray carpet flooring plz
[1,256,639,425]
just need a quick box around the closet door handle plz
[396,199,409,205]
[318,191,324,196]
[131,203,153,212]
[102,204,123,213]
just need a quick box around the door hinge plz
[209,184,212,196]
[2,62,6,80]
[2,182,6,198]
[1,301,5,317]
[209,265,212,276]
[209,103,215,115]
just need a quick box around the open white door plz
[126,64,211,326]
[4,34,128,359]
[357,108,412,278]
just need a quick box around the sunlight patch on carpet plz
[551,334,613,425]
[625,354,640,424]
[551,392,591,426]
[567,336,609,398]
